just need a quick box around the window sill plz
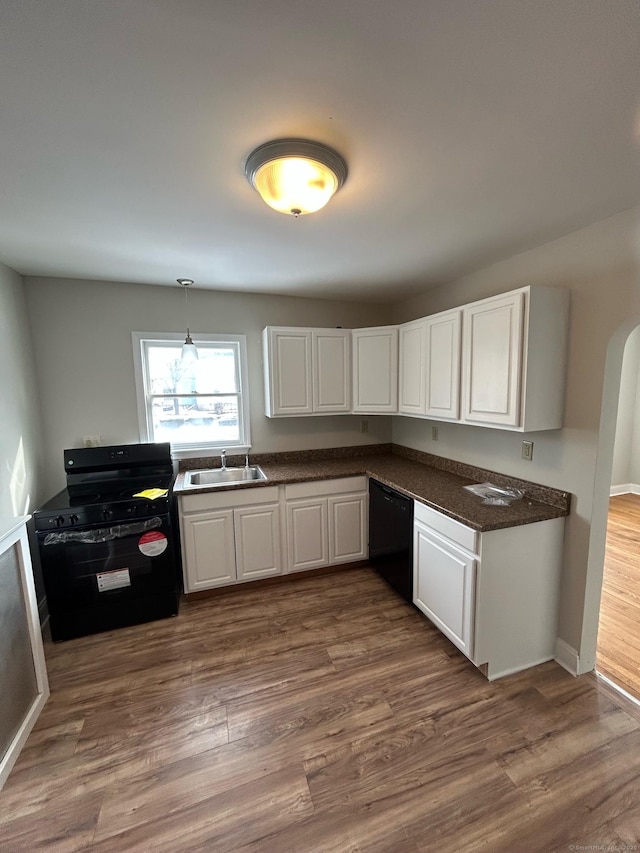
[170,445,251,461]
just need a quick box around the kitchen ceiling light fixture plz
[244,138,347,217]
[177,278,198,362]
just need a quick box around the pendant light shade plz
[181,329,198,363]
[177,279,198,362]
[245,139,347,216]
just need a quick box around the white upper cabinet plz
[425,309,461,420]
[263,285,568,430]
[461,286,569,431]
[263,328,313,416]
[263,327,350,417]
[399,320,426,415]
[462,291,524,427]
[352,326,399,413]
[312,329,351,413]
[399,311,461,419]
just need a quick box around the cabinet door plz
[182,509,236,591]
[234,504,282,581]
[425,310,461,420]
[352,326,398,413]
[413,520,476,659]
[328,493,367,564]
[462,292,524,427]
[312,329,351,413]
[286,498,328,572]
[399,321,426,415]
[264,328,313,416]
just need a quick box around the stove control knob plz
[102,508,113,521]
[55,516,65,528]
[69,514,79,526]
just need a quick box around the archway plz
[578,316,640,675]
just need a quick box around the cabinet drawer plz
[180,485,280,513]
[284,476,367,500]
[413,501,478,553]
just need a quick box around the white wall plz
[611,326,640,489]
[0,263,45,537]
[24,278,390,495]
[392,207,640,669]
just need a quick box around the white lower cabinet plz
[286,498,329,572]
[180,478,368,591]
[285,477,368,573]
[414,520,476,659]
[183,508,236,590]
[413,500,565,680]
[180,487,282,592]
[234,503,282,581]
[328,492,367,564]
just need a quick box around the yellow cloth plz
[133,488,169,500]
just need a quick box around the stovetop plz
[34,442,175,532]
[33,481,174,531]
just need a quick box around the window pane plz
[146,344,239,395]
[151,396,239,445]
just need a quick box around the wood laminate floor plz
[2,568,640,852]
[597,492,640,701]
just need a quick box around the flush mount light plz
[244,138,347,217]
[177,279,198,362]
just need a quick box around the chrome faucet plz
[244,453,250,468]
[220,449,227,470]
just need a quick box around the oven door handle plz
[42,516,164,546]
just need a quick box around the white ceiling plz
[1,0,639,303]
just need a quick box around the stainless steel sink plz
[184,466,267,488]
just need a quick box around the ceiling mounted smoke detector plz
[244,138,347,217]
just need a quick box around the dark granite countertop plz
[173,445,570,533]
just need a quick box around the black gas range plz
[34,442,180,641]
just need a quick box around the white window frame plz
[132,331,251,460]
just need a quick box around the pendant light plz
[177,278,198,362]
[245,138,347,217]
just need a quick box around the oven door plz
[38,514,178,640]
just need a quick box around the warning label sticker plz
[138,530,168,557]
[97,568,131,592]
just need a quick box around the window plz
[132,332,250,458]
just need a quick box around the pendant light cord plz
[177,278,197,360]
[184,283,189,338]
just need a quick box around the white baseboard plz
[555,638,579,676]
[610,483,640,496]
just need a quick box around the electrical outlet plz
[83,435,102,448]
[431,425,439,441]
[360,418,369,434]
[521,440,533,461]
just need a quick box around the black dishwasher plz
[368,479,414,602]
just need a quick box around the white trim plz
[0,518,50,790]
[554,638,579,676]
[596,672,640,707]
[131,331,251,459]
[487,655,555,681]
[609,483,640,496]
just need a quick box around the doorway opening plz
[593,323,640,702]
